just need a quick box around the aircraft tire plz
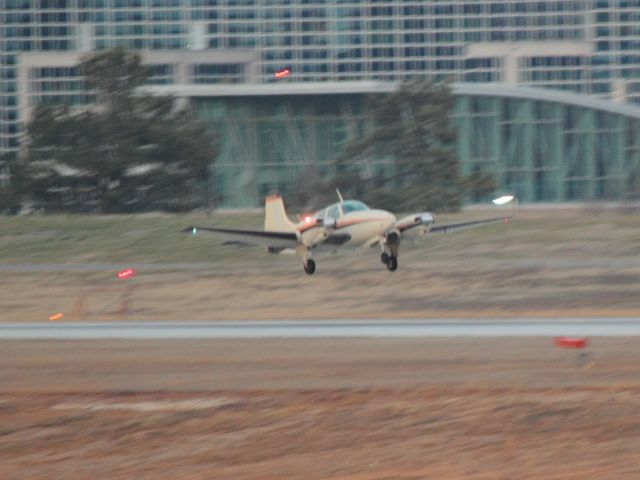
[386,256,398,272]
[381,252,389,264]
[304,259,316,275]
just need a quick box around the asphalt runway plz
[1,318,639,339]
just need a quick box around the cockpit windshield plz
[341,200,370,214]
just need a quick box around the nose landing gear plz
[385,255,398,272]
[381,252,398,271]
[380,230,400,272]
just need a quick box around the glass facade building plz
[192,83,640,207]
[1,1,640,205]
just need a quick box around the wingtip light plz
[492,195,515,206]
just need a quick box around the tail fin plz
[265,193,296,232]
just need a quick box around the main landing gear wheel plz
[380,252,389,264]
[304,259,316,275]
[386,256,398,272]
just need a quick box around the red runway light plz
[117,268,136,280]
[555,337,589,349]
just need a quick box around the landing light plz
[192,227,197,235]
[304,215,313,224]
[492,195,515,206]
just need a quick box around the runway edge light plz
[554,337,589,349]
[117,268,136,280]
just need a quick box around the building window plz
[190,63,244,84]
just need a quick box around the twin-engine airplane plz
[185,191,512,275]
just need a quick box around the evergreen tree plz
[340,79,493,211]
[0,153,24,214]
[24,48,217,213]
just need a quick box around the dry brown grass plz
[1,208,639,478]
[1,338,640,479]
[1,258,638,322]
[2,208,639,322]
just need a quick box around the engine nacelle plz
[396,212,435,240]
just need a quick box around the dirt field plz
[1,338,640,479]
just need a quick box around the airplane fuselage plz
[297,208,396,249]
[185,193,509,275]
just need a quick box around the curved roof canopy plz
[147,81,640,120]
[453,83,640,120]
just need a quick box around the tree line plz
[0,48,491,214]
[2,48,217,214]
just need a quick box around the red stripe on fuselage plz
[335,217,392,230]
[296,217,391,233]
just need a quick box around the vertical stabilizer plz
[265,193,296,232]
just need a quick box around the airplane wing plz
[429,216,511,233]
[183,225,299,248]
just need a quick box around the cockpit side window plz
[341,200,370,214]
[326,205,341,220]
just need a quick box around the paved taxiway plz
[1,318,639,339]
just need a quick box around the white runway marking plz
[0,318,639,339]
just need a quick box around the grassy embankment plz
[0,207,638,264]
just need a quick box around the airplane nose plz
[389,213,397,226]
[370,209,396,231]
[383,211,396,229]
